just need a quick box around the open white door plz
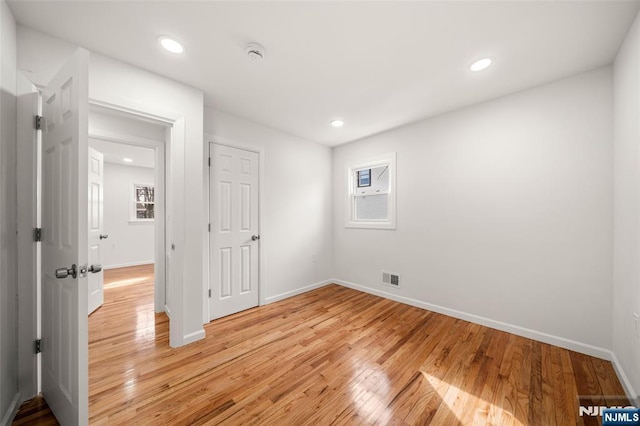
[41,48,89,426]
[209,143,260,320]
[88,147,104,314]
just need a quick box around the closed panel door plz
[209,143,259,320]
[88,147,104,314]
[41,48,89,426]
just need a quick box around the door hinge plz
[35,339,42,354]
[208,289,212,298]
[34,228,42,242]
[208,223,211,232]
[208,157,211,167]
[35,115,43,130]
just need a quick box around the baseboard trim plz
[610,352,639,406]
[264,279,333,305]
[333,279,612,361]
[183,329,205,345]
[1,392,21,426]
[104,260,154,270]
[164,304,171,319]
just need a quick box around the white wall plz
[205,109,333,305]
[90,110,166,143]
[613,10,640,405]
[101,162,154,269]
[17,26,204,347]
[333,67,614,358]
[0,0,19,424]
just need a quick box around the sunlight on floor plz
[104,275,153,289]
[349,362,392,424]
[135,306,156,341]
[422,370,524,425]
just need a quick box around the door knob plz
[99,234,109,240]
[55,264,77,279]
[88,264,102,273]
[251,235,260,241]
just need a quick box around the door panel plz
[209,143,259,320]
[41,48,89,426]
[88,147,104,314]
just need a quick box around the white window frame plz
[345,152,396,229]
[130,182,155,223]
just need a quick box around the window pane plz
[135,186,154,203]
[136,203,155,219]
[370,165,389,190]
[355,194,388,220]
[357,169,371,187]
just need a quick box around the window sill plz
[345,220,396,230]
[128,220,154,225]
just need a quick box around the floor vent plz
[382,271,400,287]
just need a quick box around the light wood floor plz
[14,265,629,425]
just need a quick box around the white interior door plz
[209,143,260,320]
[41,48,89,426]
[88,147,104,314]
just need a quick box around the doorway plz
[88,104,169,314]
[16,48,200,424]
[85,105,170,420]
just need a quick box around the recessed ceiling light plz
[158,36,185,54]
[470,58,492,72]
[331,120,344,128]
[123,158,133,163]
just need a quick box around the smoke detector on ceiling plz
[246,43,266,61]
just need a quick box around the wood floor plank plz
[560,348,585,426]
[539,343,556,426]
[470,329,510,425]
[526,340,543,425]
[549,345,573,426]
[571,351,606,426]
[13,265,632,425]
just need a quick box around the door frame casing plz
[205,135,265,322]
[87,100,193,348]
[16,73,40,401]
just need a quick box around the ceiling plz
[87,105,164,168]
[89,138,155,169]
[8,1,640,146]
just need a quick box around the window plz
[346,152,396,229]
[131,183,155,221]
